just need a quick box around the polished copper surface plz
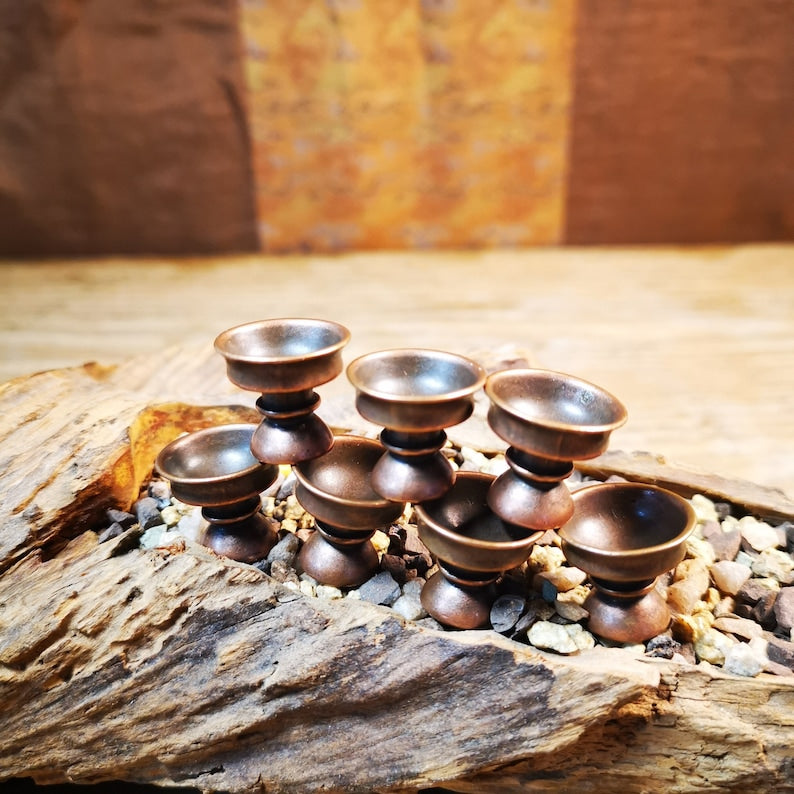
[485,368,627,531]
[155,424,279,562]
[560,482,697,643]
[347,348,486,503]
[416,471,541,629]
[294,435,404,588]
[486,368,628,461]
[214,318,350,464]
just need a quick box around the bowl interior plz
[157,425,260,482]
[348,349,485,402]
[562,483,694,554]
[215,318,349,362]
[486,369,626,431]
[295,436,386,505]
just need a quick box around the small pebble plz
[490,594,526,633]
[694,627,736,665]
[739,516,780,552]
[554,599,588,622]
[752,590,779,629]
[685,535,716,565]
[315,584,343,600]
[773,587,794,633]
[766,636,794,670]
[645,634,681,660]
[159,505,181,527]
[147,479,171,508]
[734,550,758,568]
[565,623,595,651]
[134,497,163,530]
[781,521,794,553]
[713,502,733,520]
[358,571,401,606]
[371,530,390,556]
[702,525,742,562]
[710,560,752,595]
[106,508,137,528]
[176,510,203,541]
[691,494,718,523]
[672,610,713,643]
[275,472,297,500]
[97,522,125,543]
[534,566,587,594]
[528,545,566,572]
[270,560,300,585]
[712,615,763,641]
[667,571,709,615]
[266,533,301,566]
[738,577,780,604]
[527,621,579,654]
[751,549,794,584]
[392,592,427,621]
[139,524,168,549]
[723,642,765,677]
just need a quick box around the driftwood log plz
[1,350,794,793]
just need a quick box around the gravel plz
[93,444,794,678]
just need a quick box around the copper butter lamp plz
[347,349,486,503]
[155,424,279,562]
[415,471,542,629]
[214,318,350,464]
[559,482,697,643]
[293,435,405,588]
[485,369,627,533]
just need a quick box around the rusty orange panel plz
[240,0,576,252]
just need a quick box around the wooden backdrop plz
[0,0,791,255]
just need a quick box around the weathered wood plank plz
[1,351,793,792]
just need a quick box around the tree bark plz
[0,352,792,793]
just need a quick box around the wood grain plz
[0,356,793,792]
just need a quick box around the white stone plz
[315,584,343,600]
[721,515,741,533]
[139,524,168,549]
[299,580,316,598]
[527,621,579,654]
[391,594,427,621]
[738,516,780,552]
[176,510,203,541]
[564,623,595,651]
[402,578,425,599]
[694,627,736,665]
[724,642,765,677]
[686,535,716,565]
[710,560,752,595]
[459,446,490,471]
[483,454,508,476]
[691,494,719,524]
[345,589,362,600]
[751,548,794,584]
